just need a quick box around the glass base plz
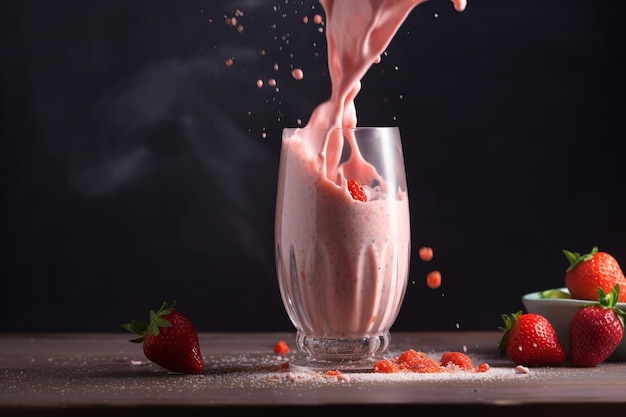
[288,332,390,373]
[288,355,381,373]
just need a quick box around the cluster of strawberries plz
[121,246,624,375]
[499,247,625,368]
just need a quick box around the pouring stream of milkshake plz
[307,0,466,184]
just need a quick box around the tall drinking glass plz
[275,127,411,372]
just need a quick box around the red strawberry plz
[498,311,566,367]
[569,285,626,367]
[563,246,626,302]
[122,301,203,374]
[347,179,367,202]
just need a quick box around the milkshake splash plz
[308,0,466,185]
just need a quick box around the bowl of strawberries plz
[522,246,626,363]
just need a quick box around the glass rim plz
[283,126,399,133]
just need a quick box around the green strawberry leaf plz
[122,300,178,341]
[583,285,626,328]
[497,310,522,355]
[563,246,598,272]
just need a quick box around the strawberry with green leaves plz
[498,311,566,367]
[563,246,626,302]
[122,301,203,374]
[569,285,626,367]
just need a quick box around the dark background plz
[1,0,624,333]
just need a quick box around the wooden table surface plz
[1,331,625,416]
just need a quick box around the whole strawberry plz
[122,301,203,374]
[563,246,626,302]
[498,311,566,367]
[569,285,625,367]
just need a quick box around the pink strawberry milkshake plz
[276,127,410,339]
[275,0,466,362]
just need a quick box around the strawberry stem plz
[586,285,626,327]
[562,246,598,272]
[121,301,177,343]
[497,310,522,355]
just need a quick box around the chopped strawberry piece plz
[418,246,434,262]
[372,359,399,373]
[440,351,473,371]
[273,340,290,355]
[397,349,445,373]
[347,179,367,202]
[426,270,442,289]
[476,363,490,372]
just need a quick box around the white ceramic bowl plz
[522,288,626,362]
